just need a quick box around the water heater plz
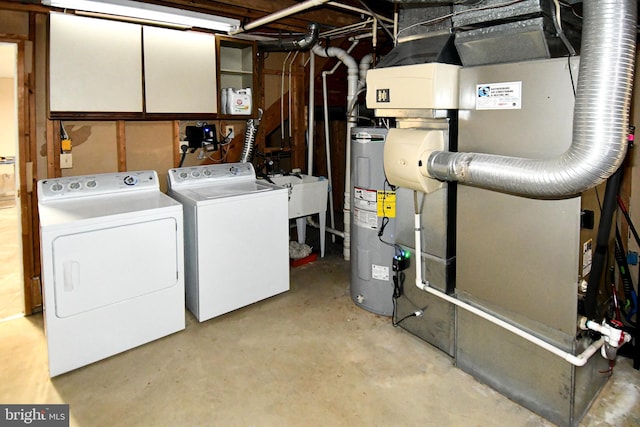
[350,127,396,316]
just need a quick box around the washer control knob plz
[179,171,189,179]
[68,181,81,190]
[86,180,97,188]
[51,182,64,192]
[203,169,212,177]
[123,175,139,186]
[229,166,239,175]
[191,171,201,178]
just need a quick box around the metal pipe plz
[229,0,330,35]
[427,0,636,198]
[258,23,319,52]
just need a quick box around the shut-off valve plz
[580,317,632,360]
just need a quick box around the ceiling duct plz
[378,30,461,67]
[452,0,582,65]
[257,23,319,52]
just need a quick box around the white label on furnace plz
[476,81,522,110]
[372,264,389,281]
[353,207,378,230]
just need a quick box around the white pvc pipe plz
[315,41,359,253]
[306,216,345,238]
[229,0,330,34]
[322,69,337,241]
[308,51,315,175]
[412,210,604,367]
[288,51,299,146]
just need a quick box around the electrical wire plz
[377,178,403,256]
[550,0,576,56]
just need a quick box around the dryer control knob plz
[229,166,239,175]
[123,175,139,186]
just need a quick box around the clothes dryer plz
[38,170,185,377]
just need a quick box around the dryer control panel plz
[38,170,159,201]
[168,162,256,187]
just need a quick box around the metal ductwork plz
[258,23,319,52]
[427,0,636,198]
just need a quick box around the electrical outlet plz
[60,153,73,169]
[225,125,235,140]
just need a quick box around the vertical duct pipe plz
[427,0,636,199]
[312,43,359,260]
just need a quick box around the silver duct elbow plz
[427,0,636,198]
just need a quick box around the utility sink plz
[270,175,328,219]
[269,174,328,257]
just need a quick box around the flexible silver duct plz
[240,108,263,163]
[427,0,636,198]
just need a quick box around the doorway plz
[0,42,24,321]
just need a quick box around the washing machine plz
[38,170,185,377]
[167,162,289,322]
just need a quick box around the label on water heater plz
[353,187,379,230]
[476,81,522,110]
[354,207,378,230]
[377,191,396,218]
[372,264,390,281]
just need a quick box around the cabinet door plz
[143,27,217,114]
[49,13,143,112]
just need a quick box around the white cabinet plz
[143,27,217,114]
[49,13,143,113]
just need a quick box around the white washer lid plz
[176,180,282,203]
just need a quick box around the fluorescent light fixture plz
[42,0,240,32]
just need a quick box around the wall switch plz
[225,125,235,140]
[60,153,73,169]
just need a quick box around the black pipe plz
[258,23,318,52]
[584,165,623,319]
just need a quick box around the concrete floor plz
[1,242,639,426]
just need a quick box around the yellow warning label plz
[377,190,396,217]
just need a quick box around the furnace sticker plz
[476,81,522,110]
